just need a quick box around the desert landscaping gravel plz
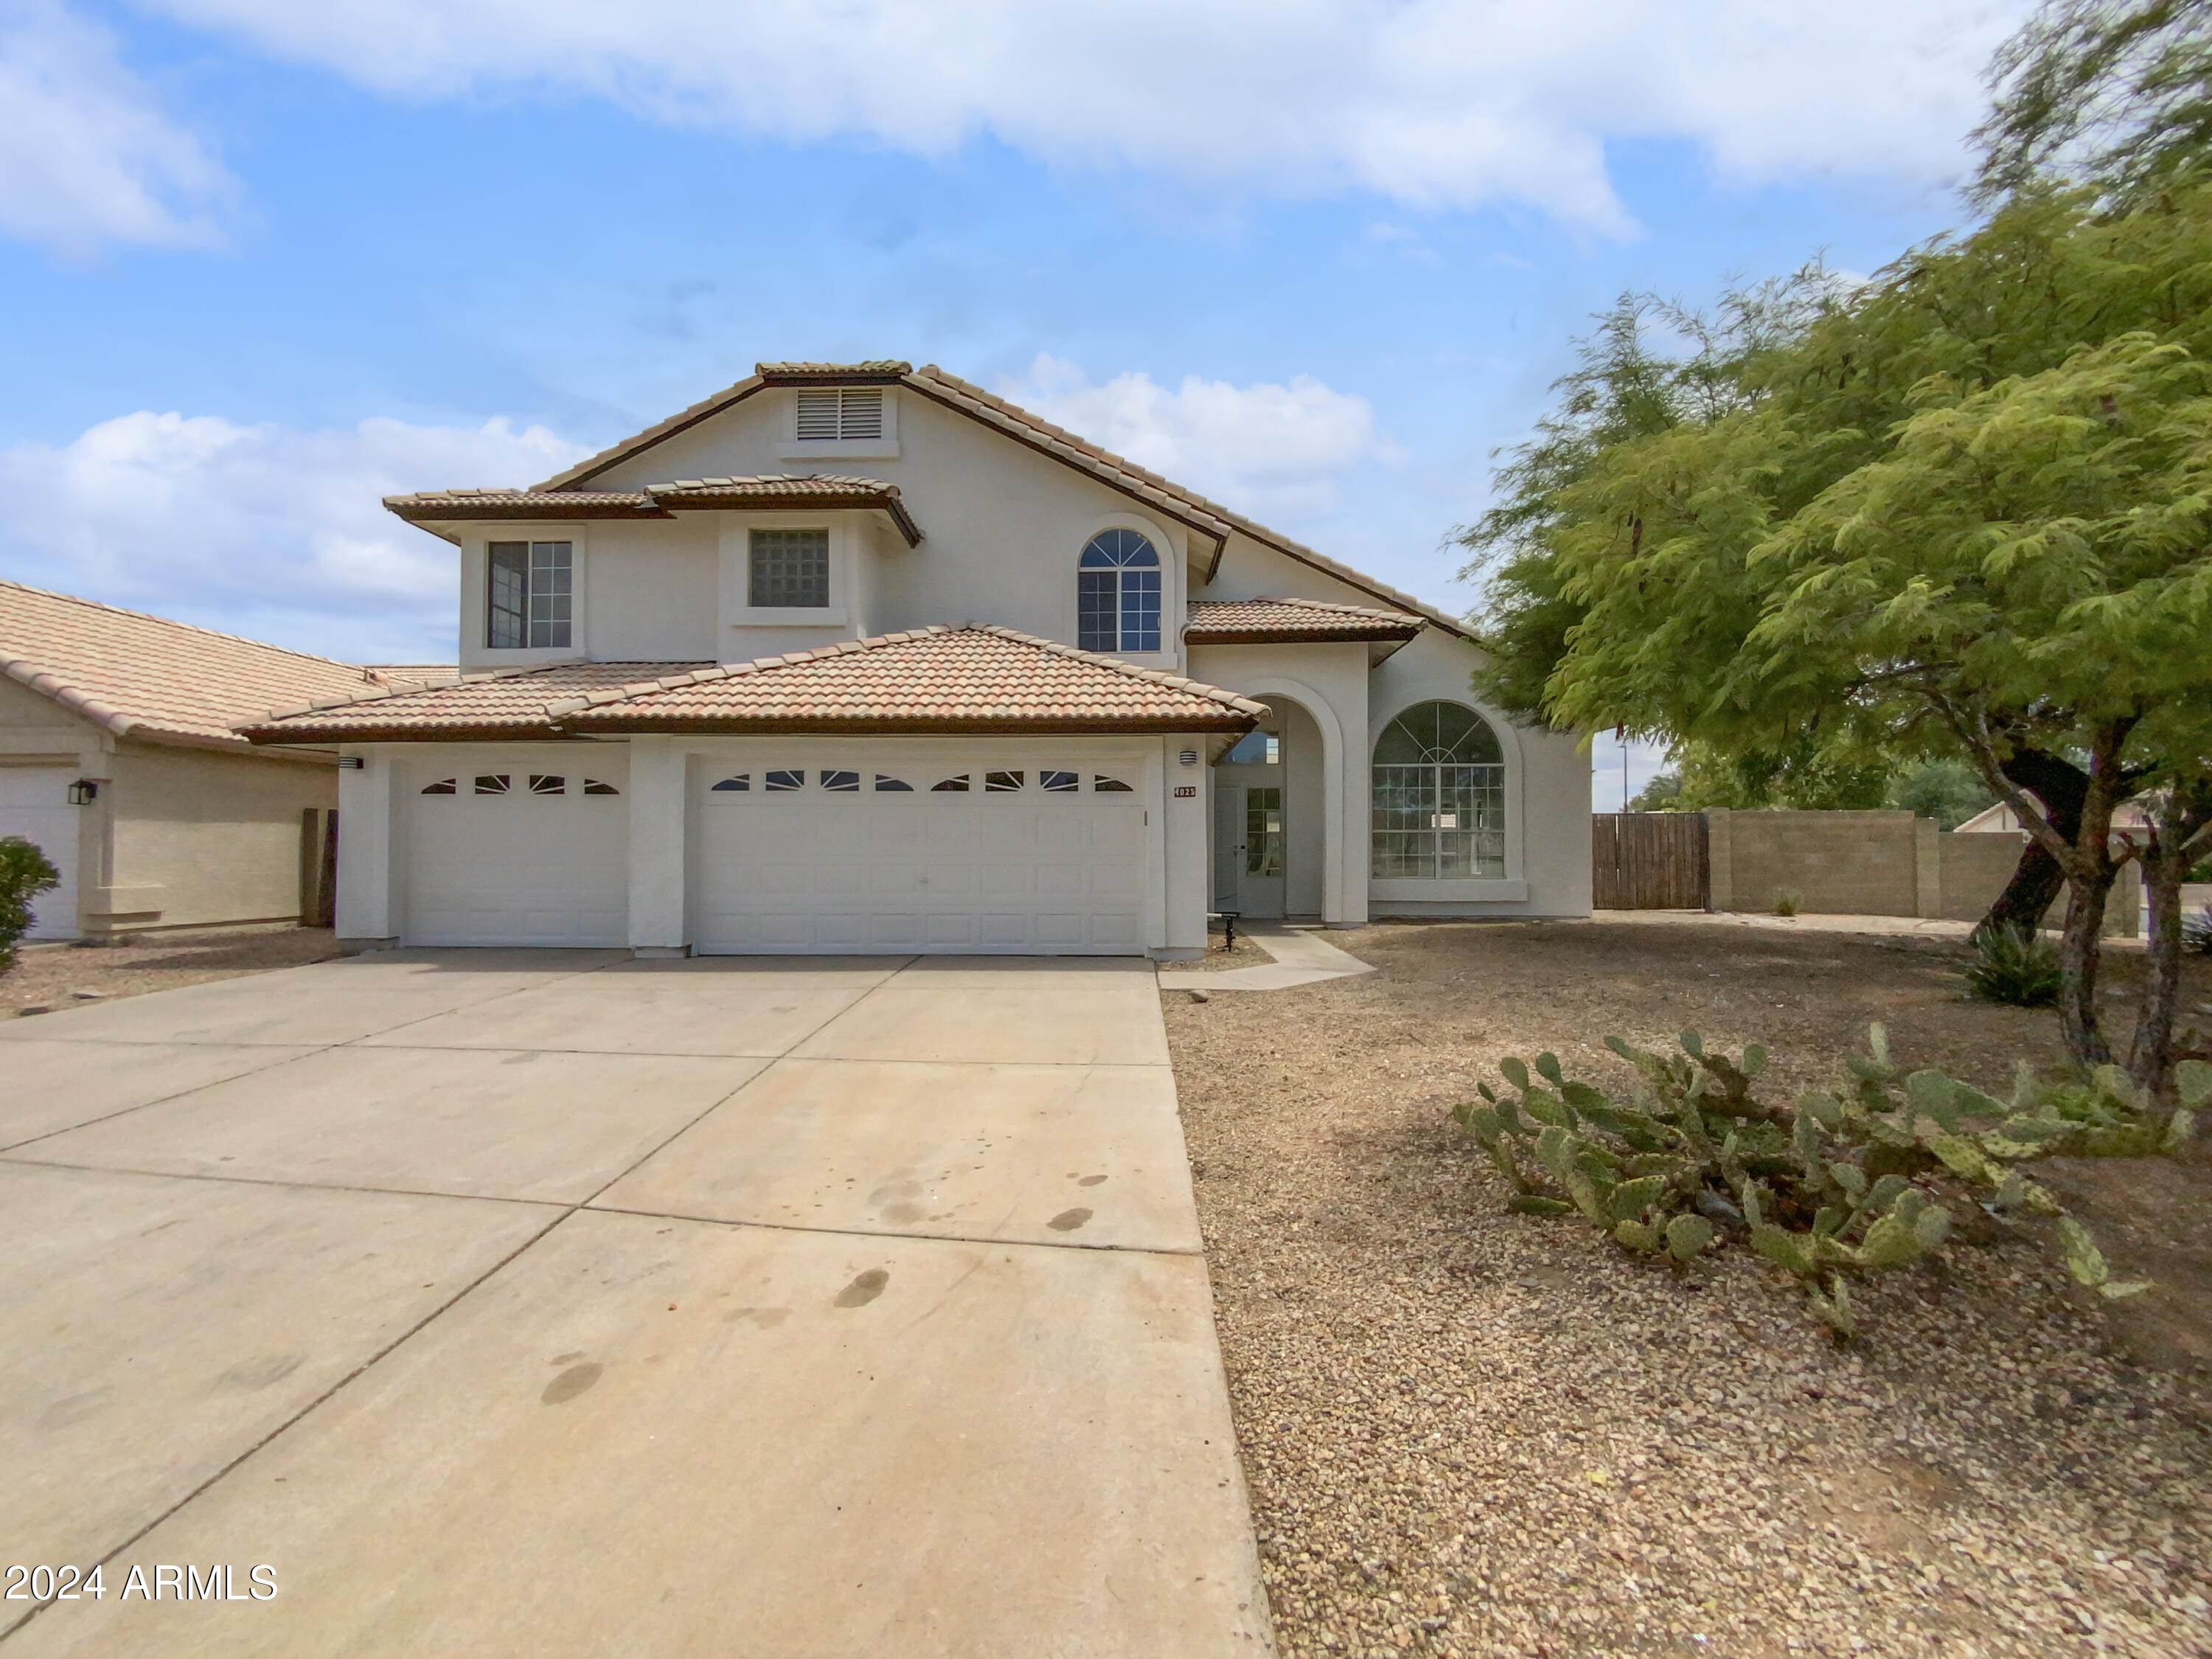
[1169,917,2212,1659]
[1,925,338,1016]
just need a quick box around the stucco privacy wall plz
[514,389,1193,675]
[1707,809,2140,936]
[103,742,336,932]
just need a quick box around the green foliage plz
[1452,1026,2196,1335]
[1627,771,1683,812]
[1772,889,1802,918]
[1890,760,2000,830]
[0,836,60,973]
[1964,925,2065,1006]
[1975,0,2212,206]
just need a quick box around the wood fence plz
[1593,813,1709,910]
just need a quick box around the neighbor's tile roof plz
[240,627,1263,743]
[523,361,1471,639]
[384,474,922,545]
[0,577,394,751]
[1185,597,1423,643]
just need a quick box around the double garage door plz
[401,751,1148,953]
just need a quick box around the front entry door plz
[1214,782,1286,919]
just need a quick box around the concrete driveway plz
[0,951,1270,1657]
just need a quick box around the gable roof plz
[1186,597,1423,644]
[0,578,406,754]
[386,474,923,547]
[238,625,1264,744]
[525,361,1472,639]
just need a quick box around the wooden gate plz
[1593,813,1708,910]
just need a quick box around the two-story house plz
[243,361,1593,957]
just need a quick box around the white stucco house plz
[243,361,1592,958]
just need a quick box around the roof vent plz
[796,388,885,442]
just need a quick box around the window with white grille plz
[794,388,886,441]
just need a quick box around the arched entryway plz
[1212,693,1331,921]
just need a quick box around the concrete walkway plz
[0,951,1271,1657]
[1158,923,1377,992]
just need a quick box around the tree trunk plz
[2058,863,2118,1068]
[2130,787,2212,1101]
[1978,748,2089,939]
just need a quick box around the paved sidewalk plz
[1158,924,1377,992]
[0,951,1271,1657]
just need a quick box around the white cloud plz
[0,0,233,258]
[145,0,2028,230]
[998,354,1389,523]
[0,411,587,658]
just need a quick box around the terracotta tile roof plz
[239,627,1263,743]
[556,625,1265,735]
[643,476,922,545]
[237,661,700,744]
[0,578,388,753]
[527,361,1473,639]
[383,475,922,545]
[1186,597,1423,643]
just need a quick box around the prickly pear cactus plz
[1451,1025,2194,1337]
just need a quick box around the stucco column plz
[1335,674,1368,929]
[626,738,689,956]
[1157,735,1208,959]
[334,747,394,947]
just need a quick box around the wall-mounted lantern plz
[66,779,99,805]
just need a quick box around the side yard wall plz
[1705,808,2140,936]
[102,742,338,933]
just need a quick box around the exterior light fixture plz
[66,779,99,804]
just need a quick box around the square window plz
[749,528,830,608]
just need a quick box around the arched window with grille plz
[1371,700,1506,878]
[1077,529,1161,653]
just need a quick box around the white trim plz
[1071,509,1184,673]
[457,524,591,672]
[721,513,857,634]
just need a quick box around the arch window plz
[1371,701,1506,878]
[1077,529,1161,653]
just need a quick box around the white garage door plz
[0,767,80,940]
[693,758,1147,954]
[403,762,628,947]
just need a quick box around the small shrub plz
[0,835,60,973]
[1773,888,1801,917]
[1450,1026,2207,1336]
[1964,924,2062,1006]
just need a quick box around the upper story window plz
[1371,700,1506,879]
[1077,529,1161,654]
[487,540,571,649]
[795,388,884,442]
[749,528,830,608]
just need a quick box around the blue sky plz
[0,0,2028,803]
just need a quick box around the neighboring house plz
[1955,800,2154,835]
[0,580,420,941]
[243,361,1593,957]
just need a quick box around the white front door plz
[692,757,1147,954]
[0,767,81,939]
[402,759,629,946]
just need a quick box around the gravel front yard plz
[1169,917,2212,1659]
[1,925,339,1017]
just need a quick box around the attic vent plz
[795,387,885,442]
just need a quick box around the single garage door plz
[693,757,1147,954]
[0,766,80,940]
[403,762,628,946]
